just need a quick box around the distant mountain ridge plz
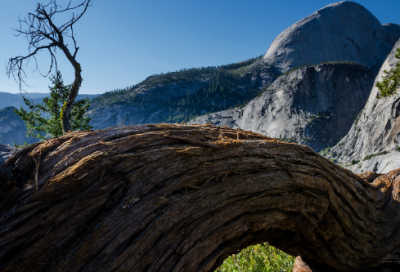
[0,92,48,110]
[0,92,99,111]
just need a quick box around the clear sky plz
[1,0,399,94]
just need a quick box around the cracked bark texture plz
[0,124,400,272]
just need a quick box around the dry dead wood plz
[0,124,400,272]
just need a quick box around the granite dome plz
[263,1,400,73]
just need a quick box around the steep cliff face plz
[0,107,38,146]
[326,39,400,173]
[263,1,400,73]
[190,62,374,152]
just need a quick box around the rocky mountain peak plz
[263,1,400,73]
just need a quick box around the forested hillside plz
[88,55,279,127]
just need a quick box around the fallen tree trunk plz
[0,124,399,272]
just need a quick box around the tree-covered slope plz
[88,56,279,128]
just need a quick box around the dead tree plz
[6,0,92,134]
[0,124,400,272]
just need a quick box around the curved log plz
[0,124,400,272]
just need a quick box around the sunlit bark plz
[1,124,399,272]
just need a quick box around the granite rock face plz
[263,1,400,73]
[326,39,400,173]
[190,63,375,152]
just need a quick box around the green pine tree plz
[14,71,92,140]
[376,48,400,98]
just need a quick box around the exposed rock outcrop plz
[263,1,400,73]
[190,62,374,152]
[327,39,400,173]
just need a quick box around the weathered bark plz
[0,124,399,272]
[60,56,82,133]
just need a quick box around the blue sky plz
[1,0,399,94]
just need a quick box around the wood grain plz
[0,124,399,272]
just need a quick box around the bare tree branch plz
[6,0,92,134]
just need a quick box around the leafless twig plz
[6,0,92,133]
